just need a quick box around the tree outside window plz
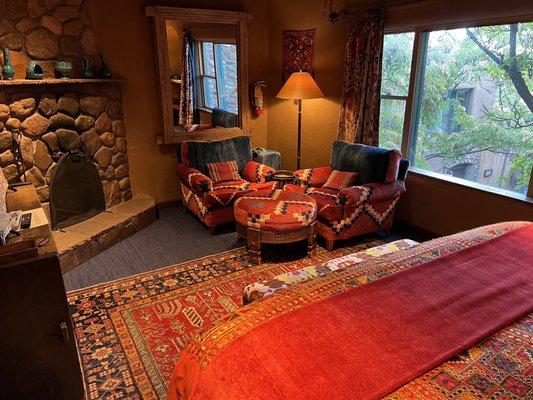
[380,22,532,195]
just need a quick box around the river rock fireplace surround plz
[0,81,156,271]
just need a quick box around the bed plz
[168,221,533,400]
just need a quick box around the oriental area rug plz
[67,238,383,400]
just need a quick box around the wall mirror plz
[146,7,249,143]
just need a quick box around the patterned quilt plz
[168,221,533,400]
[243,238,419,304]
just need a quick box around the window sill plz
[408,167,533,205]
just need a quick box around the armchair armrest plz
[241,160,276,183]
[176,164,213,195]
[338,181,406,207]
[294,166,333,188]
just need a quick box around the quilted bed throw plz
[169,222,533,400]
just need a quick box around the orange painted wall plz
[265,0,532,234]
[266,0,347,170]
[90,0,531,232]
[90,0,269,204]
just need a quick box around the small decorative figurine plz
[97,54,112,78]
[54,60,73,79]
[81,56,94,78]
[2,48,15,80]
[26,60,44,80]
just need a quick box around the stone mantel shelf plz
[0,78,125,86]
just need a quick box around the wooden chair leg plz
[247,227,261,265]
[325,239,335,252]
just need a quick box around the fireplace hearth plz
[50,151,105,230]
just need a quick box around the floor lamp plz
[276,71,324,170]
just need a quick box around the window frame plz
[196,40,237,113]
[383,21,533,201]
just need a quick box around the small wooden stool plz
[234,189,317,265]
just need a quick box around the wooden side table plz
[270,169,294,188]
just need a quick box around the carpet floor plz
[67,237,385,400]
[63,206,242,291]
[63,206,396,291]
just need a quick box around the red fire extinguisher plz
[250,81,265,116]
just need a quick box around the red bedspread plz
[169,223,533,400]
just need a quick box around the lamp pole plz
[296,99,302,170]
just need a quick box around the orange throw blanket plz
[169,223,533,400]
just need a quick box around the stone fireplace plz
[0,82,132,223]
[0,0,156,271]
[49,151,106,230]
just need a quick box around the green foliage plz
[380,23,533,194]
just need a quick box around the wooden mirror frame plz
[146,6,249,144]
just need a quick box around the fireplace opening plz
[50,152,106,230]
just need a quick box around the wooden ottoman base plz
[236,222,317,265]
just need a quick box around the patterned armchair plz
[286,140,409,250]
[177,136,277,233]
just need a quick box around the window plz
[379,32,415,150]
[380,22,533,197]
[197,42,238,114]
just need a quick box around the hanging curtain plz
[338,10,384,145]
[179,34,195,126]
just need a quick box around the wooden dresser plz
[0,183,84,399]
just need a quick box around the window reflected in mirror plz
[165,21,239,133]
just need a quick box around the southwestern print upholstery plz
[241,160,276,183]
[206,161,241,183]
[178,138,278,230]
[291,143,408,249]
[234,189,317,232]
[294,165,332,188]
[322,170,358,190]
[243,238,419,304]
[338,10,384,145]
[168,222,533,400]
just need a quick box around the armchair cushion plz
[330,141,401,184]
[206,160,241,183]
[322,170,358,191]
[294,166,333,188]
[176,164,213,195]
[241,160,275,183]
[306,187,343,222]
[338,181,406,207]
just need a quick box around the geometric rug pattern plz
[68,239,383,400]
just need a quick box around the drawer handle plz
[60,322,70,343]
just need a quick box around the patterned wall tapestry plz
[338,11,384,146]
[282,29,317,81]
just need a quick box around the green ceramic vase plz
[2,48,15,80]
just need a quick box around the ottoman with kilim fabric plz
[234,189,317,264]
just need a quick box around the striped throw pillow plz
[206,160,241,183]
[322,170,358,191]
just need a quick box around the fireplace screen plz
[50,152,106,230]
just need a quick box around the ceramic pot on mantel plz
[2,48,15,80]
[81,57,94,78]
[26,60,44,80]
[54,60,73,79]
[97,54,112,79]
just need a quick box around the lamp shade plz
[276,72,324,100]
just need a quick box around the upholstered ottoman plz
[234,189,317,264]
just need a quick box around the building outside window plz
[197,41,238,114]
[380,22,533,196]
